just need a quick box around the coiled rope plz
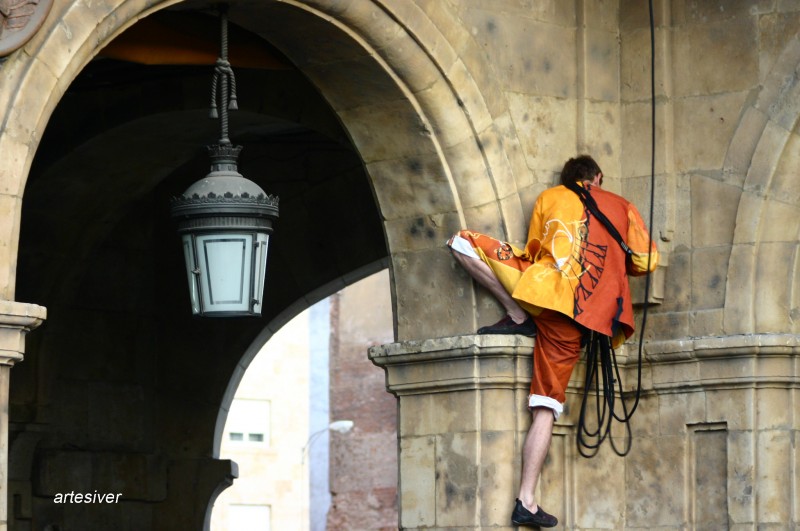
[575,0,657,458]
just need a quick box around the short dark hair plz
[559,155,602,187]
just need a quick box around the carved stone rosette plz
[0,0,53,57]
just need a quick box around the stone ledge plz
[369,334,535,396]
[0,300,46,329]
[646,333,799,361]
[369,333,534,359]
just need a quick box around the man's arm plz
[625,204,658,276]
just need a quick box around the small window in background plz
[226,399,271,446]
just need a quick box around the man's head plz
[559,155,603,187]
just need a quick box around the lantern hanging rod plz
[209,4,238,146]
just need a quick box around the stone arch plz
[211,258,388,458]
[1,0,529,340]
[723,36,800,337]
[3,5,531,524]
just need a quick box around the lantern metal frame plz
[171,6,278,317]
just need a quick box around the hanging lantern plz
[171,7,279,317]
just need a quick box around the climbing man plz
[447,155,658,527]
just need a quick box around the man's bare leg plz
[450,250,528,324]
[517,407,555,512]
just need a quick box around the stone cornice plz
[0,300,46,366]
[371,333,799,397]
[645,333,798,362]
[369,334,534,396]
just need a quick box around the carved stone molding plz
[0,300,46,366]
[0,0,52,57]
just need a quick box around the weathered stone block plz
[690,308,724,337]
[584,0,619,31]
[724,107,769,182]
[375,153,460,221]
[690,174,740,247]
[478,430,517,527]
[509,94,577,173]
[691,245,730,310]
[383,212,461,255]
[754,241,797,332]
[659,249,691,312]
[674,92,749,172]
[672,17,758,97]
[758,11,800,82]
[745,121,791,195]
[584,27,620,103]
[443,138,499,209]
[582,100,622,171]
[619,0,669,30]
[759,198,800,242]
[392,249,475,340]
[771,130,800,204]
[304,57,406,112]
[620,101,670,177]
[479,388,518,432]
[402,391,478,434]
[690,425,729,528]
[415,76,475,146]
[659,391,704,435]
[625,434,686,527]
[620,26,669,102]
[461,8,577,96]
[434,431,479,527]
[755,387,792,430]
[497,193,527,245]
[727,429,755,524]
[340,102,438,164]
[756,429,793,523]
[572,442,625,528]
[398,435,436,527]
[644,310,690,342]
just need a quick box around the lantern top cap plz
[171,142,279,219]
[170,173,279,219]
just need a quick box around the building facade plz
[0,1,797,529]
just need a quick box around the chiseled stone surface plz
[374,333,800,529]
[0,0,799,529]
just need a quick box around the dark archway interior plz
[11,11,386,528]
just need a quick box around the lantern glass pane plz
[181,235,201,314]
[251,233,270,315]
[196,233,254,314]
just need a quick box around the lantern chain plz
[209,6,238,146]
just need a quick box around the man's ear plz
[591,172,603,186]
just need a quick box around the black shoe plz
[477,316,537,337]
[511,498,558,528]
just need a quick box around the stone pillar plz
[374,332,800,530]
[370,335,540,529]
[0,301,45,531]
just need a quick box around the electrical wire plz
[575,0,657,458]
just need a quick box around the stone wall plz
[327,270,398,530]
[0,0,797,529]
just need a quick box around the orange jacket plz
[511,184,658,346]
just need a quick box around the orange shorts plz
[449,230,583,419]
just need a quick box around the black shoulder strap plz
[565,182,632,256]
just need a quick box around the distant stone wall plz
[327,270,397,530]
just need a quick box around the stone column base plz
[372,333,800,530]
[370,335,540,529]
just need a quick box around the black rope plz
[575,0,657,458]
